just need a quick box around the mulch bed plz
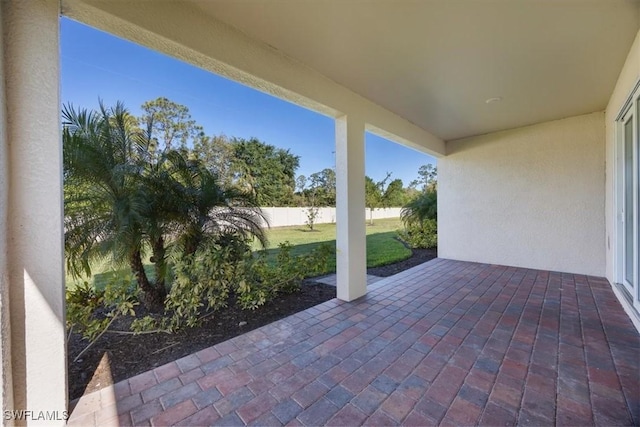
[68,248,437,401]
[367,248,437,277]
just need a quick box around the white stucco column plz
[335,115,367,301]
[2,0,67,423]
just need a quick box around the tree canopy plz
[139,97,204,152]
[410,164,438,192]
[230,137,300,206]
[365,173,396,225]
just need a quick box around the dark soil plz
[367,248,437,277]
[68,248,437,401]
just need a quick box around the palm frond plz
[401,190,437,227]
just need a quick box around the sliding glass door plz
[618,95,639,310]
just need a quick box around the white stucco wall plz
[439,112,605,276]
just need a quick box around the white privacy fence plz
[259,207,402,228]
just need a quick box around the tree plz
[401,163,438,249]
[302,173,324,231]
[139,97,203,152]
[410,164,438,192]
[308,168,336,206]
[295,175,307,194]
[404,163,438,224]
[231,137,300,206]
[63,101,168,311]
[192,134,235,186]
[401,189,437,226]
[365,173,392,225]
[63,101,268,312]
[304,206,320,231]
[383,178,405,207]
[164,151,268,256]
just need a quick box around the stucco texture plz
[439,112,605,277]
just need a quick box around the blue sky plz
[60,18,435,185]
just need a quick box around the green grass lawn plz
[256,217,410,274]
[67,217,409,289]
[66,259,155,291]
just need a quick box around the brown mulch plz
[367,248,437,277]
[68,248,437,401]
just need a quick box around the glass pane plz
[624,117,634,286]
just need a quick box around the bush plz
[165,242,240,329]
[249,242,332,297]
[163,239,332,327]
[67,238,333,338]
[399,219,437,249]
[66,277,140,361]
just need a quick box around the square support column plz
[2,0,67,422]
[335,115,367,301]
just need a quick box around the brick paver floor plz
[68,258,640,426]
[314,273,384,287]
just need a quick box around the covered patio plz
[68,259,639,426]
[2,1,640,423]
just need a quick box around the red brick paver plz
[68,259,640,426]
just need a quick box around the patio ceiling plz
[191,0,639,141]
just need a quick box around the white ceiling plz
[190,0,639,141]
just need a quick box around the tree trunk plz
[151,235,167,291]
[183,227,202,257]
[130,249,165,312]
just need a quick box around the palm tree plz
[63,101,268,312]
[63,102,167,311]
[400,189,437,228]
[162,150,268,257]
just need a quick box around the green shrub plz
[67,237,333,338]
[66,278,138,341]
[399,219,438,249]
[166,239,332,326]
[249,242,332,296]
[66,277,140,361]
[166,240,243,329]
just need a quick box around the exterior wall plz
[439,112,605,276]
[260,207,401,228]
[605,28,640,331]
[2,0,67,422]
